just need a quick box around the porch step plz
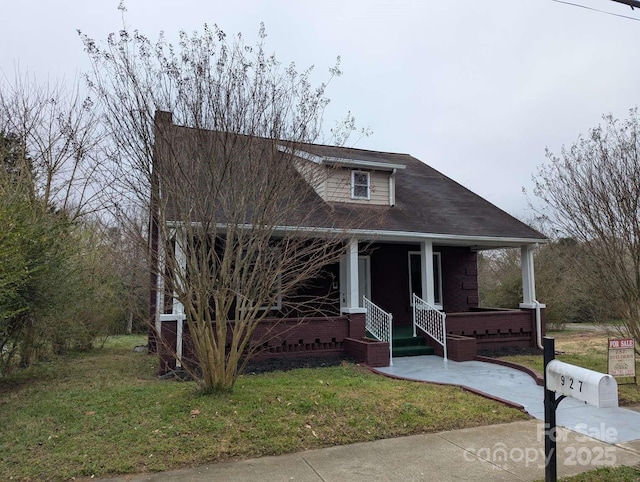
[393,344,435,357]
[392,326,434,357]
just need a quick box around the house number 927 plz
[560,375,583,392]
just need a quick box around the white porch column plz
[420,240,435,305]
[155,233,165,342]
[173,228,187,367]
[341,238,366,314]
[346,238,360,309]
[520,244,537,308]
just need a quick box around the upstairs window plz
[351,170,370,200]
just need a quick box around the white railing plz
[363,296,393,366]
[412,293,447,361]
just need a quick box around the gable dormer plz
[280,145,406,206]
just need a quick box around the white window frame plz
[408,251,443,308]
[351,170,370,200]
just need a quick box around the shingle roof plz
[154,113,546,246]
[287,142,546,243]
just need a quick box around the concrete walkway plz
[375,355,640,444]
[97,356,640,481]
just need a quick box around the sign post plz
[543,336,619,482]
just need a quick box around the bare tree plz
[0,72,119,371]
[0,72,107,219]
[534,107,640,341]
[80,14,365,392]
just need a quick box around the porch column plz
[154,231,165,345]
[520,244,536,308]
[420,240,435,305]
[347,238,360,309]
[173,228,187,367]
[342,238,364,313]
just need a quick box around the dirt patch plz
[243,354,359,375]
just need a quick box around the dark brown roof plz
[154,112,546,245]
[288,142,546,243]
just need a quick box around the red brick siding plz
[438,246,478,312]
[344,338,390,367]
[446,308,542,350]
[368,244,479,322]
[158,314,365,374]
[429,334,477,361]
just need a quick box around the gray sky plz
[2,0,639,220]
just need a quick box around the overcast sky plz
[2,0,639,221]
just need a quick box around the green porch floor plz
[367,325,434,357]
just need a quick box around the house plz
[150,111,547,373]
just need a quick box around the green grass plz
[539,464,640,481]
[0,335,528,480]
[498,330,640,405]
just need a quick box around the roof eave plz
[165,221,548,247]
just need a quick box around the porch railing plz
[363,296,393,366]
[412,293,447,361]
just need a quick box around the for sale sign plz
[608,339,636,378]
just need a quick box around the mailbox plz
[546,360,618,408]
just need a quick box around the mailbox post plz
[543,337,559,482]
[543,336,619,482]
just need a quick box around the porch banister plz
[420,241,435,306]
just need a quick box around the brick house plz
[151,111,547,372]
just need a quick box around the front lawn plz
[0,336,528,480]
[539,464,640,481]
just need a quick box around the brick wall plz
[446,308,543,350]
[438,246,478,312]
[368,244,479,322]
[344,338,390,367]
[158,314,366,374]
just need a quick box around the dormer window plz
[351,170,370,200]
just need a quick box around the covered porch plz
[339,237,545,365]
[153,232,545,372]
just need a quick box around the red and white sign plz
[608,338,636,378]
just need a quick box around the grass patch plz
[0,336,528,480]
[535,464,640,481]
[497,330,640,405]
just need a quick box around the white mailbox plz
[546,360,618,408]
